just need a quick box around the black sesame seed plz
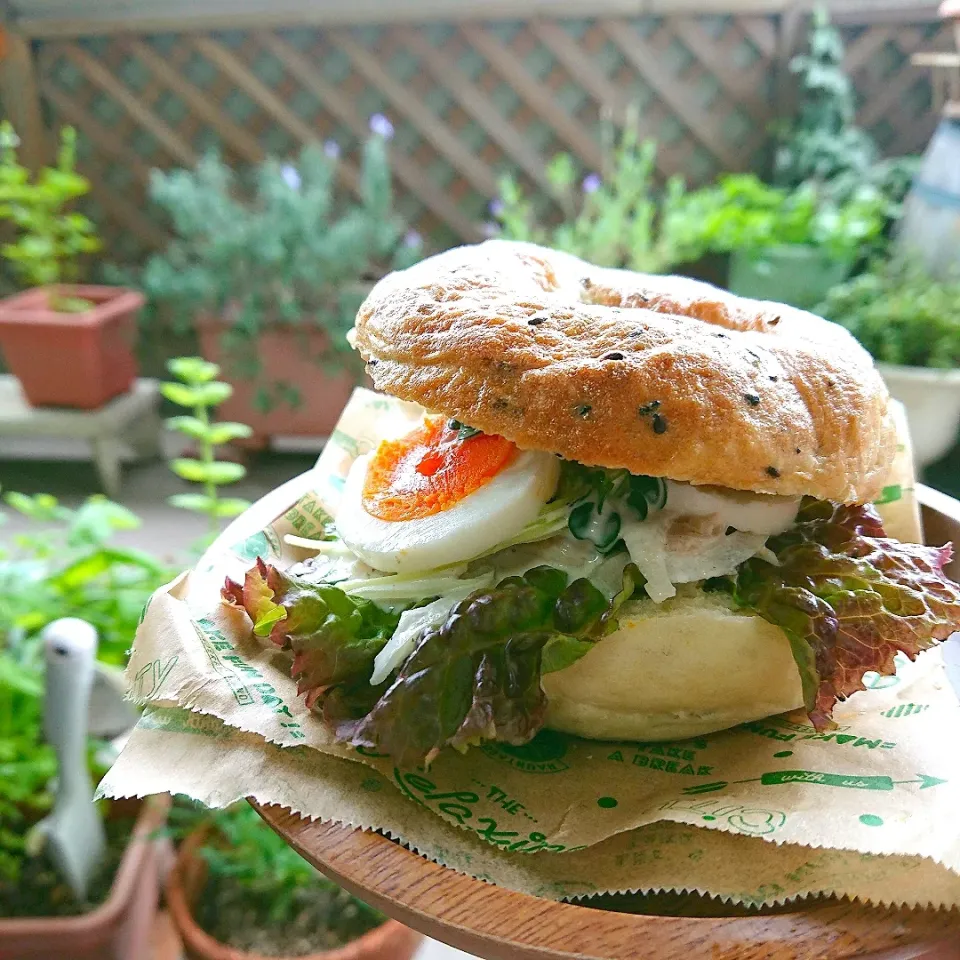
[795,447,801,454]
[575,404,592,418]
[769,375,779,382]
[581,277,593,289]
[713,331,729,339]
[652,413,668,434]
[528,314,548,326]
[766,466,781,478]
[725,526,737,536]
[744,393,760,406]
[638,400,661,417]
[367,359,378,367]
[603,351,625,361]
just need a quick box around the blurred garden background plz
[0,0,959,956]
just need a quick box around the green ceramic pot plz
[727,245,851,310]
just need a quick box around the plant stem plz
[195,401,218,534]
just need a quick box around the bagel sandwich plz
[224,240,960,765]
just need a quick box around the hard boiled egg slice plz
[335,417,559,575]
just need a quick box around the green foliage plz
[138,133,423,408]
[774,7,918,226]
[816,259,960,368]
[0,123,100,303]
[162,356,252,534]
[494,111,704,273]
[0,493,170,666]
[0,492,168,883]
[170,801,384,935]
[0,627,56,883]
[677,174,886,262]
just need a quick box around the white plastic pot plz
[878,363,960,469]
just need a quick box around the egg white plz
[335,449,560,575]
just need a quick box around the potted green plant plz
[676,174,887,309]
[0,123,144,409]
[161,355,253,546]
[166,802,422,960]
[140,120,423,447]
[0,492,171,957]
[494,111,707,275]
[773,6,917,228]
[817,258,960,469]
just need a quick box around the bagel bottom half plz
[541,587,804,742]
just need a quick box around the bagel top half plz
[354,239,896,504]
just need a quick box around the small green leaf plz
[168,493,217,513]
[206,462,246,484]
[171,459,246,484]
[542,636,594,674]
[213,497,252,517]
[161,380,233,408]
[194,382,233,407]
[160,382,205,408]
[207,422,254,444]
[164,416,213,441]
[167,356,220,385]
[254,605,287,637]
[170,458,208,482]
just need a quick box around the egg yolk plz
[362,418,518,522]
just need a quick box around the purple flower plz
[403,229,422,248]
[323,139,340,159]
[280,164,301,191]
[489,197,505,217]
[582,172,602,194]
[369,113,394,140]
[481,221,500,238]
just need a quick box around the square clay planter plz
[0,285,143,409]
[198,316,359,449]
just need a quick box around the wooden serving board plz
[254,486,960,960]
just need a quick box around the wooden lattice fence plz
[3,4,955,263]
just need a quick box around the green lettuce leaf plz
[729,499,960,728]
[335,564,641,765]
[224,560,642,766]
[222,558,399,708]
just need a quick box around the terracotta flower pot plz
[0,795,169,960]
[0,285,143,409]
[198,317,359,449]
[166,825,423,960]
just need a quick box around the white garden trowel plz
[32,618,108,901]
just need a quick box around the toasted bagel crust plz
[355,240,896,502]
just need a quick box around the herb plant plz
[816,259,960,368]
[678,174,886,262]
[494,111,704,273]
[0,493,170,666]
[774,7,917,227]
[0,491,166,894]
[0,123,100,310]
[162,357,252,534]
[0,626,55,883]
[140,124,423,412]
[172,801,384,952]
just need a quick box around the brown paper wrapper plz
[101,390,960,908]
